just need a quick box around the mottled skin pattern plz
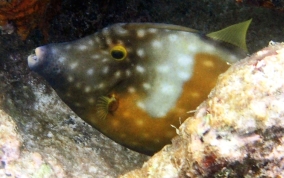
[28,23,242,155]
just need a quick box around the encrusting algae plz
[27,19,251,155]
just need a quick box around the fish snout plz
[27,46,47,71]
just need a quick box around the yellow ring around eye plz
[110,45,127,61]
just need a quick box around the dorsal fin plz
[206,19,252,51]
[122,23,199,33]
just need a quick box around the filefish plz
[27,19,251,155]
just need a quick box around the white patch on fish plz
[58,57,66,63]
[137,29,146,38]
[78,45,88,51]
[136,65,145,73]
[136,48,145,57]
[152,40,162,48]
[87,68,94,75]
[70,62,78,69]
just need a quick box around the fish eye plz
[110,45,127,61]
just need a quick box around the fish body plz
[28,21,251,155]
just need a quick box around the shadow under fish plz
[27,19,251,155]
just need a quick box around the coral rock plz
[121,42,284,177]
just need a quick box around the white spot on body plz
[115,71,121,78]
[106,38,112,45]
[75,82,81,88]
[190,91,200,98]
[102,28,110,35]
[136,48,145,57]
[136,65,145,73]
[111,120,119,127]
[152,40,162,48]
[102,66,109,74]
[88,40,94,46]
[74,102,81,107]
[58,57,66,63]
[137,29,146,38]
[91,55,101,59]
[128,87,136,93]
[51,48,58,54]
[102,58,109,63]
[67,76,74,82]
[87,68,94,75]
[70,62,78,69]
[88,98,95,104]
[143,83,151,90]
[117,40,124,45]
[137,101,146,110]
[142,133,149,139]
[95,36,100,43]
[135,119,144,126]
[202,60,215,68]
[126,47,133,53]
[102,50,109,55]
[148,28,158,33]
[115,26,128,35]
[78,45,88,51]
[84,86,91,93]
[98,83,105,89]
[125,69,131,77]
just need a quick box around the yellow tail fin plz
[207,19,252,51]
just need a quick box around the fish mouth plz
[27,54,38,68]
[27,46,46,71]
